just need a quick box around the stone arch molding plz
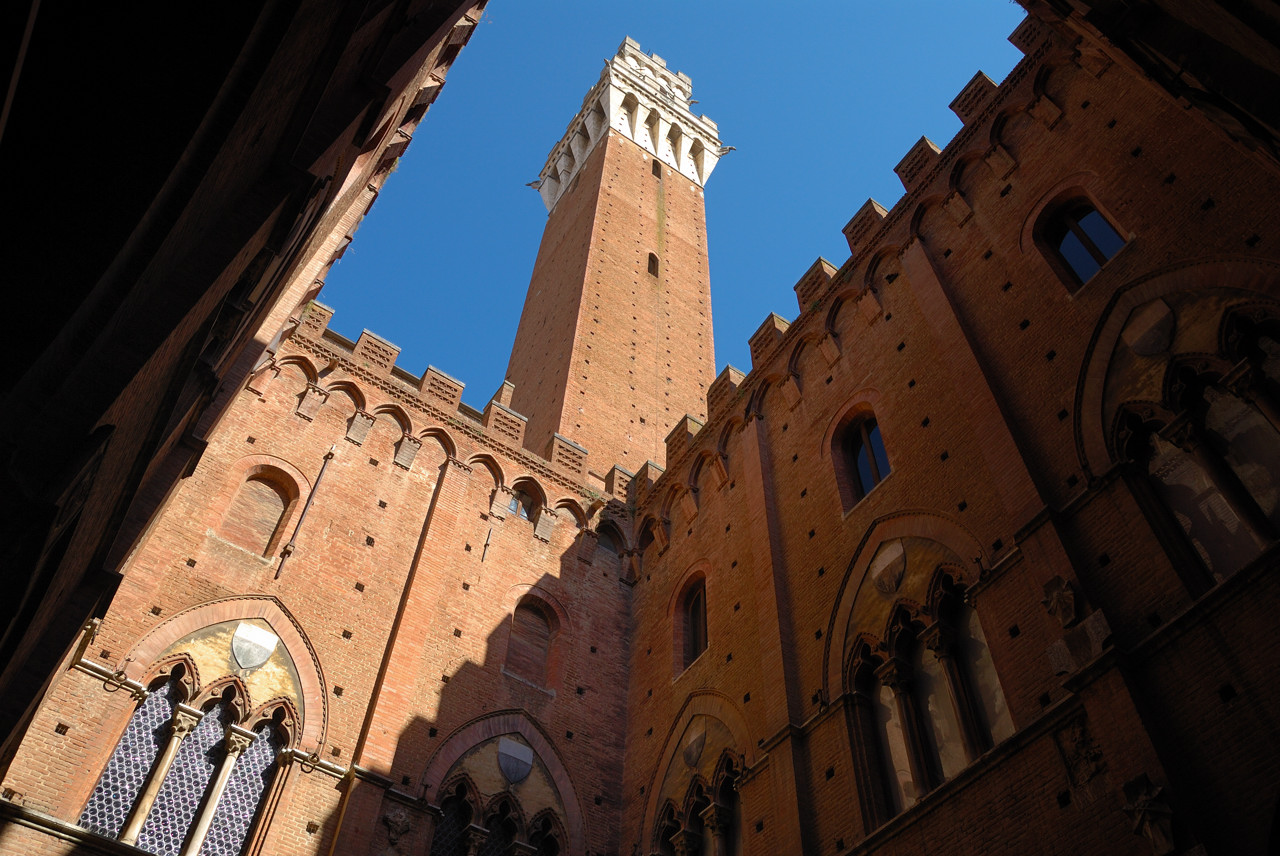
[1074,258,1280,477]
[640,690,755,848]
[122,595,328,751]
[422,710,585,856]
[823,511,985,698]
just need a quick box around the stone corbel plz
[394,433,421,470]
[1029,94,1065,130]
[678,489,698,522]
[345,411,375,445]
[1073,42,1114,78]
[489,486,514,520]
[778,373,802,409]
[296,384,328,421]
[576,527,600,564]
[818,333,841,366]
[943,191,973,227]
[245,359,278,395]
[985,143,1018,179]
[533,507,557,541]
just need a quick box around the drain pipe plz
[275,445,335,580]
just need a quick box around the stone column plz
[464,823,489,856]
[876,657,934,793]
[119,704,201,845]
[180,724,256,856]
[700,801,734,856]
[1170,420,1276,543]
[921,621,987,761]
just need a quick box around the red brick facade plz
[3,6,1280,856]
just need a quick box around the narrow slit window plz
[648,253,660,276]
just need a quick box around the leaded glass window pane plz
[198,724,283,856]
[79,680,180,837]
[137,701,231,856]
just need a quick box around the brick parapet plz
[287,327,598,501]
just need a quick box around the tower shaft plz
[506,38,723,473]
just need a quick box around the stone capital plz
[224,724,257,758]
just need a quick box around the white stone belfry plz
[537,36,723,211]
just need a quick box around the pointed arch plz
[823,512,985,698]
[552,497,587,528]
[468,454,505,488]
[122,596,328,750]
[324,379,366,412]
[420,426,458,459]
[275,355,319,384]
[422,711,585,855]
[1075,259,1280,475]
[192,675,252,723]
[372,403,413,435]
[639,691,754,847]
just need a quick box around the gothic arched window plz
[79,678,288,856]
[430,783,474,856]
[851,592,1012,828]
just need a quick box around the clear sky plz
[319,1,1029,410]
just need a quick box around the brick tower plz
[506,38,724,473]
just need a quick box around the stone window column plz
[700,801,734,856]
[921,621,987,761]
[464,823,489,856]
[876,657,935,793]
[119,704,202,845]
[180,724,256,856]
[1169,420,1276,542]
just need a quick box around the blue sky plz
[319,2,1029,410]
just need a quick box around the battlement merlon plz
[537,36,724,212]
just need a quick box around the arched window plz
[80,677,183,838]
[681,580,707,669]
[222,470,297,556]
[1040,199,1125,288]
[81,681,288,856]
[430,783,474,856]
[836,414,890,508]
[506,599,555,687]
[648,253,660,276]
[478,798,519,856]
[528,815,562,856]
[1118,396,1276,588]
[851,593,1011,827]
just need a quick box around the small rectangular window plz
[648,253,660,276]
[652,160,663,178]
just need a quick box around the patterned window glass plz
[430,786,473,856]
[137,701,231,856]
[198,724,283,856]
[78,680,180,837]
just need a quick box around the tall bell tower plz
[506,38,724,474]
